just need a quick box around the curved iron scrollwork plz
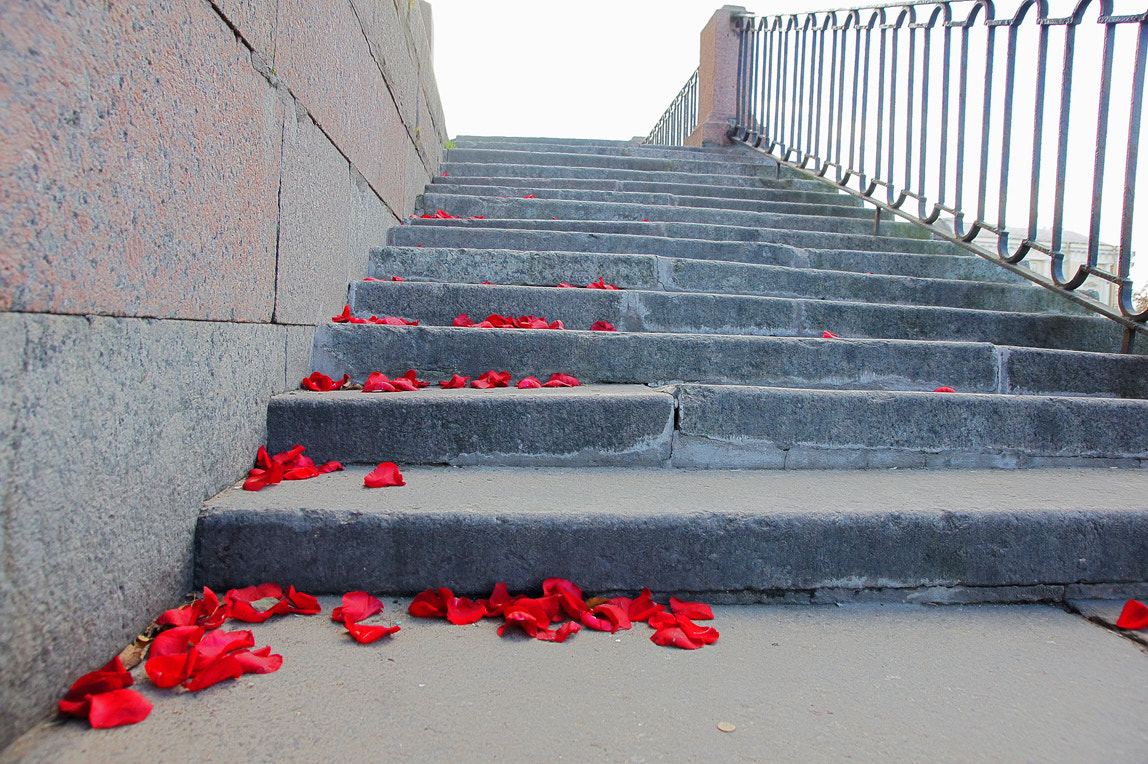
[646,69,699,146]
[728,0,1148,349]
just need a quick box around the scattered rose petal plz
[517,377,542,389]
[365,462,405,488]
[144,653,190,689]
[231,646,283,674]
[439,374,470,389]
[548,319,565,329]
[302,372,351,392]
[1115,599,1148,630]
[87,689,152,728]
[675,615,720,645]
[524,194,536,198]
[332,592,385,624]
[445,594,487,625]
[59,658,134,718]
[650,626,704,650]
[626,588,665,622]
[409,588,448,618]
[543,578,586,619]
[399,370,431,389]
[157,587,226,629]
[669,596,714,621]
[822,331,840,339]
[479,583,514,617]
[453,314,475,327]
[542,373,580,388]
[391,276,405,281]
[472,370,511,389]
[226,584,289,623]
[556,283,575,288]
[580,604,632,633]
[934,386,956,393]
[285,586,322,615]
[345,622,401,643]
[534,622,581,643]
[421,209,457,219]
[149,626,206,659]
[317,461,344,474]
[390,376,419,392]
[590,321,616,332]
[587,278,619,290]
[184,654,245,692]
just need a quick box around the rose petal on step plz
[144,653,190,689]
[380,316,418,326]
[822,331,840,339]
[286,586,322,615]
[476,321,494,328]
[317,461,344,474]
[390,377,419,392]
[517,377,542,389]
[627,588,665,622]
[650,626,704,650]
[647,611,677,630]
[363,372,399,393]
[548,320,565,329]
[676,615,720,645]
[556,283,575,288]
[580,603,632,633]
[226,585,290,623]
[934,386,956,393]
[590,321,616,332]
[542,373,580,388]
[332,592,385,624]
[302,372,336,391]
[284,465,320,480]
[453,314,475,328]
[193,629,256,663]
[1115,599,1148,630]
[439,374,470,389]
[391,276,405,281]
[473,370,511,388]
[479,583,515,617]
[524,194,536,198]
[346,621,401,643]
[59,657,134,717]
[232,646,283,674]
[446,596,487,625]
[400,370,431,388]
[669,596,713,620]
[543,578,586,619]
[534,622,581,643]
[365,462,405,488]
[587,278,618,290]
[331,305,354,323]
[484,314,514,328]
[149,626,205,659]
[87,688,152,728]
[184,654,245,692]
[409,588,448,618]
[272,445,308,469]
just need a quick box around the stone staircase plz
[195,136,1148,602]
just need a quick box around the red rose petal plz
[1115,599,1148,630]
[59,657,134,717]
[363,372,398,393]
[345,621,401,643]
[524,194,536,198]
[379,316,418,326]
[184,653,245,692]
[453,314,475,327]
[823,330,840,339]
[517,377,542,389]
[484,314,514,328]
[331,305,354,323]
[302,372,350,391]
[409,588,448,618]
[439,374,470,389]
[543,578,586,619]
[390,377,419,392]
[193,628,256,663]
[285,585,321,615]
[627,588,665,622]
[580,603,632,633]
[400,370,431,389]
[149,625,205,659]
[446,595,487,625]
[542,373,580,388]
[669,596,713,620]
[87,688,152,728]
[590,321,616,332]
[472,370,511,388]
[548,319,565,329]
[650,626,704,650]
[534,622,581,643]
[364,462,405,488]
[332,592,385,624]
[676,614,720,645]
[556,283,575,288]
[391,276,405,281]
[934,386,956,393]
[587,278,619,290]
[284,465,320,480]
[647,610,677,630]
[317,461,344,474]
[144,653,190,689]
[479,583,514,617]
[231,646,283,674]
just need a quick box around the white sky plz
[427,1,1147,294]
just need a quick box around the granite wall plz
[0,0,446,747]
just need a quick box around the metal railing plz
[646,69,700,145]
[730,0,1148,350]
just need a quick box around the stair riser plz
[673,385,1148,468]
[349,282,1120,352]
[439,162,804,189]
[398,219,951,255]
[372,247,1074,313]
[427,185,869,216]
[431,176,843,200]
[447,141,769,160]
[313,324,1002,392]
[267,387,675,468]
[195,467,1148,594]
[443,148,786,177]
[418,193,917,236]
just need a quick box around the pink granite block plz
[0,0,283,321]
[353,0,421,130]
[275,0,407,213]
[213,0,278,56]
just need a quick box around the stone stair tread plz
[431,174,839,198]
[370,246,1081,313]
[312,323,1148,398]
[195,465,1148,594]
[347,280,1118,351]
[438,161,806,188]
[443,147,783,176]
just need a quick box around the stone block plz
[213,0,278,55]
[0,0,282,321]
[0,313,287,749]
[348,167,398,284]
[352,0,421,130]
[275,0,408,213]
[273,107,352,326]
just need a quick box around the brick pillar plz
[686,5,747,147]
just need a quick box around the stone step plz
[195,465,1148,596]
[429,175,845,201]
[425,183,868,217]
[452,134,635,148]
[438,161,818,189]
[443,147,785,178]
[370,247,1081,314]
[346,281,1117,351]
[312,323,1148,397]
[446,138,764,160]
[396,218,956,257]
[418,193,915,236]
[266,385,675,468]
[672,384,1148,469]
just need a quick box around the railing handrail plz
[678,0,1148,350]
[645,69,700,146]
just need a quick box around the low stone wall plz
[0,0,446,747]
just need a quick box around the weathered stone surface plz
[313,324,1000,391]
[0,313,290,749]
[266,386,675,467]
[194,466,1148,593]
[213,0,277,55]
[274,107,353,325]
[0,1,283,321]
[275,0,408,212]
[673,385,1148,467]
[348,166,398,282]
[1004,346,1148,398]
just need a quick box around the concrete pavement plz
[4,599,1147,762]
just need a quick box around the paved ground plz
[4,598,1147,763]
